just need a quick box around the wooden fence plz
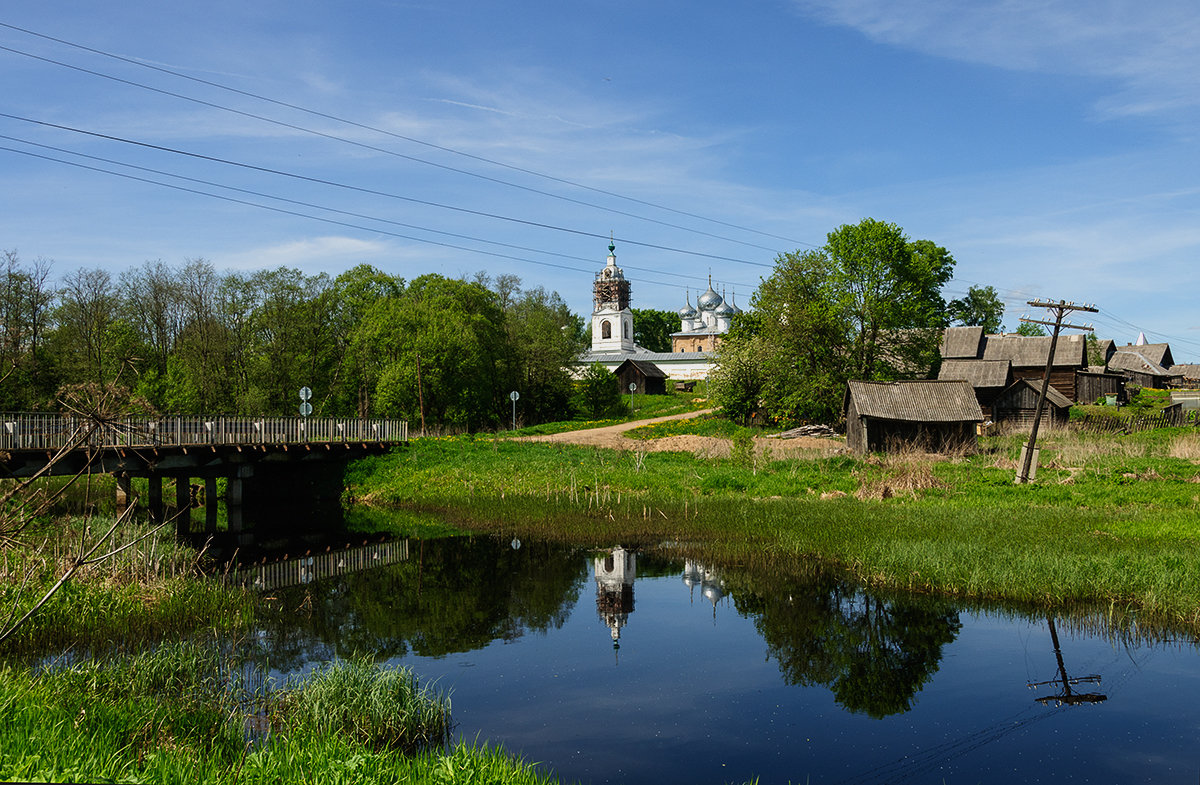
[1072,408,1192,434]
[0,414,407,451]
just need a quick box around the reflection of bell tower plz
[683,559,726,622]
[595,546,637,653]
[590,241,635,353]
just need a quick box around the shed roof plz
[614,359,667,379]
[937,359,1011,388]
[1169,363,1200,380]
[997,378,1073,410]
[1117,342,1174,369]
[940,326,985,359]
[1108,350,1176,377]
[846,380,984,423]
[980,333,1087,368]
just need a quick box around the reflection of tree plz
[250,537,586,671]
[732,571,961,718]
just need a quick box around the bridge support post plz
[148,476,163,524]
[115,473,133,514]
[205,477,218,533]
[226,466,251,534]
[175,476,191,535]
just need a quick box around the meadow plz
[347,421,1200,632]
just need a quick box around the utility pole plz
[1015,299,1098,484]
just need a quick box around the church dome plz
[714,297,735,317]
[678,293,698,319]
[697,281,722,311]
[727,291,743,315]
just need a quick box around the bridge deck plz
[0,414,407,451]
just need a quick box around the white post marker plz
[510,390,520,430]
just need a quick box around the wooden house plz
[992,379,1073,431]
[937,359,1011,418]
[613,359,667,396]
[843,380,983,454]
[1169,364,1200,386]
[980,334,1088,401]
[1107,349,1182,390]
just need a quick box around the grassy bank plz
[0,515,567,784]
[346,426,1200,630]
[0,642,557,785]
[0,517,254,655]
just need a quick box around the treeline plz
[0,251,586,429]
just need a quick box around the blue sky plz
[3,1,1200,357]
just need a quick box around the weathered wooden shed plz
[843,380,984,454]
[1076,368,1127,404]
[614,359,667,396]
[937,359,1011,418]
[991,378,1073,430]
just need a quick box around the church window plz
[601,320,612,339]
[623,320,630,339]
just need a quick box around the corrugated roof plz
[1169,364,1200,380]
[847,380,984,423]
[1108,350,1176,377]
[937,359,1011,388]
[980,333,1086,367]
[1117,342,1173,369]
[940,326,984,359]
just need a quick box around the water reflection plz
[229,536,1200,783]
[1029,617,1107,707]
[594,546,636,650]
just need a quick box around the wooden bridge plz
[0,414,408,535]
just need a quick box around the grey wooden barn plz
[843,380,984,454]
[614,359,667,396]
[992,378,1073,430]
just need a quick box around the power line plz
[1,111,774,271]
[1,142,756,295]
[0,33,807,254]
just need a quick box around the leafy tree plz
[715,220,955,426]
[708,333,765,425]
[947,285,1005,333]
[505,286,584,425]
[826,220,954,381]
[577,363,624,419]
[631,308,677,353]
[1016,320,1047,336]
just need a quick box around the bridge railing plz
[0,414,408,451]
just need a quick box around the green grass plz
[347,424,1200,632]
[506,390,711,437]
[0,642,559,785]
[0,517,255,656]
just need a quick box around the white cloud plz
[793,0,1200,118]
[221,236,390,270]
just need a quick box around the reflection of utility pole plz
[1015,299,1098,484]
[1028,617,1106,707]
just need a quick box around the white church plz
[576,242,740,381]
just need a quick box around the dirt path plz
[518,409,841,458]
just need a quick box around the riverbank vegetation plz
[0,642,556,785]
[347,424,1200,631]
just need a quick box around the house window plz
[601,320,611,339]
